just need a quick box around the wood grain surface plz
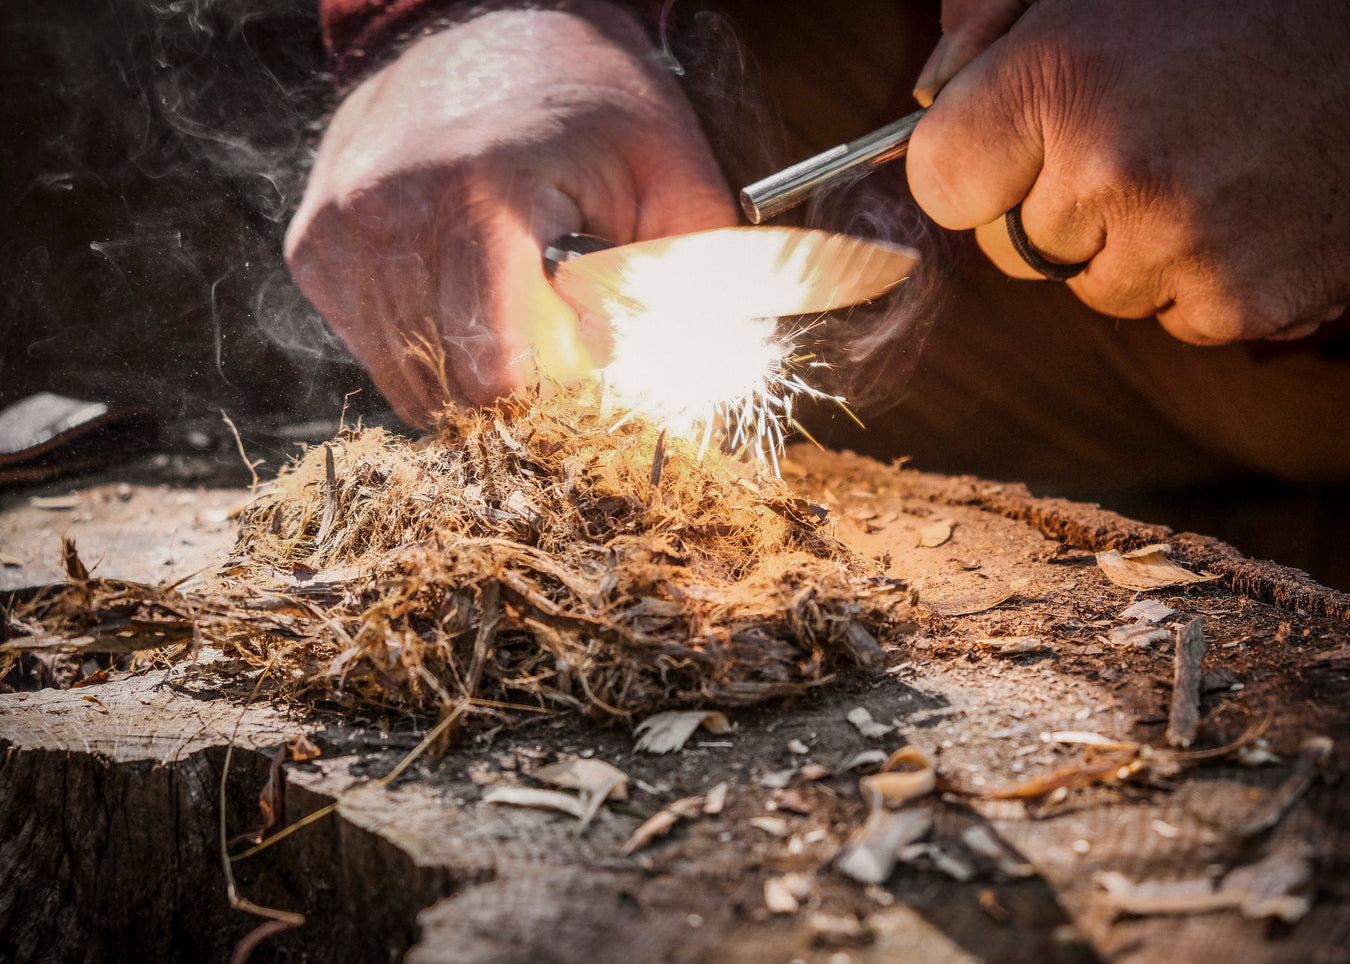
[2,446,1347,963]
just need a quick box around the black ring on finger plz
[1005,203,1090,281]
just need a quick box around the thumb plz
[906,37,1045,231]
[914,0,1035,107]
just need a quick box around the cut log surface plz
[3,446,1349,963]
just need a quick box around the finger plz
[436,191,592,401]
[1157,276,1338,347]
[495,224,595,390]
[907,34,1045,232]
[632,157,738,241]
[973,218,1043,280]
[914,0,1034,107]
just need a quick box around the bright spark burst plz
[598,302,850,472]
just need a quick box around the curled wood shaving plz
[1096,544,1218,591]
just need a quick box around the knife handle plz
[739,107,928,224]
[543,233,615,278]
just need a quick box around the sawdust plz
[9,392,916,723]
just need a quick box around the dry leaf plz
[861,746,935,808]
[978,753,1145,802]
[1096,544,1218,591]
[923,583,1015,616]
[532,758,629,801]
[287,734,321,762]
[798,763,831,782]
[634,710,733,753]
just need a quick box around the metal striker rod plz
[739,107,928,224]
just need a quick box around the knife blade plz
[547,226,918,322]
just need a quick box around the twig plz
[230,701,469,862]
[221,410,262,492]
[313,444,337,548]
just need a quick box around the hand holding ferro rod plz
[739,107,927,223]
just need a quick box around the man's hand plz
[907,0,1350,344]
[285,3,736,425]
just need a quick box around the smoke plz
[1,1,365,422]
[798,173,953,416]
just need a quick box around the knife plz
[545,226,918,323]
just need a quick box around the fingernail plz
[912,35,951,107]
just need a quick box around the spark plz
[598,303,852,468]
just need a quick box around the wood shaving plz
[1096,544,1218,591]
[633,710,733,753]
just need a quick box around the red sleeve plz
[318,1,664,88]
[319,0,462,86]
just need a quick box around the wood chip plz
[1119,599,1175,623]
[842,749,889,773]
[1166,617,1206,748]
[807,913,874,948]
[532,757,629,828]
[918,519,954,548]
[621,795,704,855]
[1096,544,1218,591]
[1108,623,1171,648]
[634,710,733,753]
[29,494,81,510]
[846,707,893,739]
[482,786,587,819]
[835,808,932,884]
[749,815,792,837]
[764,872,815,915]
[977,636,1042,654]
